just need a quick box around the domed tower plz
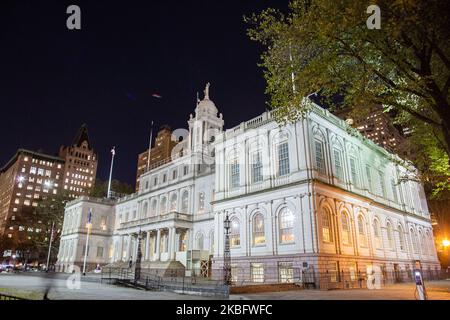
[188,82,224,153]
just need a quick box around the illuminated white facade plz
[57,86,439,283]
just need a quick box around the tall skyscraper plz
[0,125,98,262]
[58,124,98,198]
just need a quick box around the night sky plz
[0,0,289,187]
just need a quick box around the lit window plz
[341,211,351,245]
[230,218,240,247]
[322,207,333,243]
[251,263,264,283]
[252,213,265,245]
[278,262,294,283]
[279,208,294,243]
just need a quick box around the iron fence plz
[0,293,27,300]
[101,265,449,292]
[101,266,229,298]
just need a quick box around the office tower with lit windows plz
[0,149,65,257]
[58,124,98,198]
[135,125,178,191]
[0,125,97,261]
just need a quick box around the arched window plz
[209,230,214,253]
[170,193,177,212]
[230,218,240,247]
[419,230,427,255]
[341,211,351,245]
[143,202,149,217]
[181,191,189,213]
[373,219,382,248]
[357,214,367,247]
[386,221,394,249]
[279,208,294,243]
[321,207,333,243]
[410,228,419,254]
[160,197,167,214]
[397,224,406,251]
[151,199,157,216]
[196,232,204,250]
[252,213,265,245]
[426,231,433,256]
[198,192,205,213]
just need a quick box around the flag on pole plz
[111,147,116,156]
[88,208,92,224]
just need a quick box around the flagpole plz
[82,209,92,276]
[107,147,115,199]
[146,121,154,171]
[45,221,55,272]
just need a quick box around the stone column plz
[145,231,150,260]
[127,234,132,260]
[168,227,174,260]
[155,229,161,261]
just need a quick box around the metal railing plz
[101,266,228,298]
[0,293,27,300]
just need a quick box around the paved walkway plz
[237,281,450,300]
[1,274,449,300]
[0,273,214,300]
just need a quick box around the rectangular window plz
[349,157,358,187]
[30,167,37,174]
[365,165,372,192]
[349,262,357,281]
[333,148,343,180]
[278,262,294,283]
[230,160,240,189]
[314,140,326,174]
[377,170,386,197]
[390,178,398,203]
[183,165,189,175]
[252,152,263,183]
[251,263,264,283]
[328,261,339,283]
[97,246,104,258]
[231,265,238,283]
[277,142,290,176]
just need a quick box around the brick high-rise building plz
[333,105,408,156]
[0,150,65,240]
[135,125,178,190]
[0,125,98,262]
[59,124,98,198]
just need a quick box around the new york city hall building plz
[56,85,440,287]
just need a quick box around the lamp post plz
[223,212,231,286]
[134,229,143,282]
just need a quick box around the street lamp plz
[223,212,231,286]
[134,229,143,282]
[442,239,450,248]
